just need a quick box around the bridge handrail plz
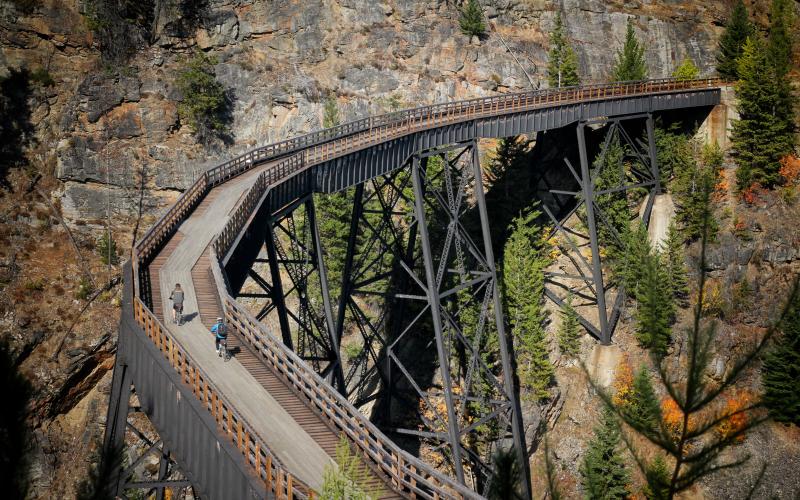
[220,291,481,500]
[211,77,721,260]
[135,77,721,271]
[131,297,315,500]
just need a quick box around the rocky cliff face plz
[0,0,787,497]
[2,0,770,227]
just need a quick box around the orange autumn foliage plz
[779,155,800,185]
[612,356,634,408]
[661,397,696,445]
[741,183,763,205]
[716,392,752,443]
[713,170,730,202]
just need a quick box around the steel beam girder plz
[542,115,662,344]
[247,198,346,391]
[332,140,530,497]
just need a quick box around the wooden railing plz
[129,78,724,499]
[220,294,480,500]
[132,298,315,499]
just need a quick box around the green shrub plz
[176,50,230,144]
[97,231,119,266]
[459,0,486,38]
[322,95,340,128]
[75,278,93,300]
[29,68,54,87]
[672,58,700,80]
[23,278,44,292]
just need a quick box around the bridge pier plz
[542,113,662,345]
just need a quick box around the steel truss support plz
[328,140,530,497]
[104,356,194,500]
[542,114,662,345]
[239,195,346,392]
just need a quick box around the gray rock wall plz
[2,0,763,224]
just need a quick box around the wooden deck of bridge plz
[148,163,402,498]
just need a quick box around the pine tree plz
[580,407,631,500]
[547,12,581,88]
[176,50,229,143]
[323,94,340,129]
[635,252,673,356]
[767,0,794,79]
[97,231,119,266]
[716,0,753,80]
[611,18,647,82]
[613,222,651,301]
[484,136,532,247]
[459,0,486,38]
[595,184,800,498]
[320,436,375,499]
[594,134,629,249]
[671,59,699,80]
[557,294,581,357]
[314,190,352,299]
[762,288,800,425]
[503,205,553,402]
[643,455,670,500]
[671,142,719,242]
[626,366,661,434]
[732,36,796,189]
[662,221,688,301]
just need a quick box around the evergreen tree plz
[716,0,753,80]
[613,222,651,301]
[547,12,581,87]
[732,36,796,189]
[626,366,661,434]
[656,123,694,182]
[594,134,629,249]
[484,136,532,247]
[97,231,119,266]
[323,94,340,129]
[672,59,699,80]
[503,205,553,402]
[459,0,486,38]
[662,221,688,301]
[767,0,794,79]
[557,294,581,357]
[611,18,647,81]
[643,455,670,500]
[671,140,719,241]
[580,407,631,500]
[314,190,352,298]
[321,438,376,499]
[176,50,229,143]
[635,251,673,356]
[596,184,800,498]
[762,287,800,425]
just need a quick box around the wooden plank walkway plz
[150,164,402,498]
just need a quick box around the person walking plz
[211,317,228,357]
[169,283,185,325]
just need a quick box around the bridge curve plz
[108,78,723,500]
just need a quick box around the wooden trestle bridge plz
[104,78,722,499]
